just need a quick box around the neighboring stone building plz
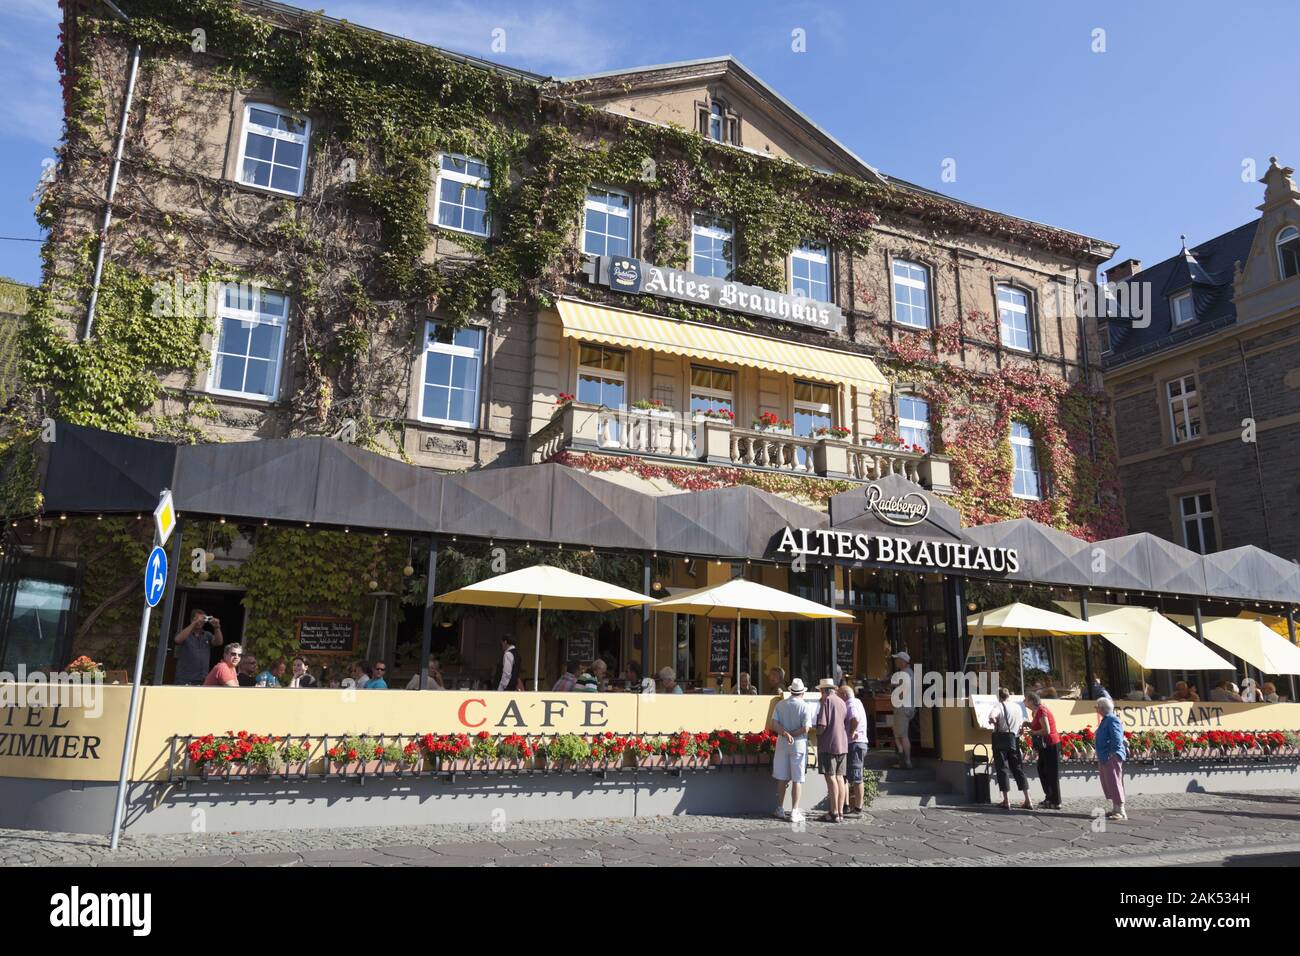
[1102,157,1300,562]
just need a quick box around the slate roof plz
[1104,220,1258,368]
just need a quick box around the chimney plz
[1106,258,1142,283]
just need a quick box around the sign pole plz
[109,490,174,851]
[109,529,160,850]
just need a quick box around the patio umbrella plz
[1198,617,1300,677]
[649,578,851,692]
[1055,602,1236,674]
[434,564,655,690]
[965,602,1124,694]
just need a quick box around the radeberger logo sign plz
[775,526,1020,574]
[591,255,846,332]
[865,483,929,527]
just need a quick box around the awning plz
[1055,602,1235,671]
[1173,616,1300,676]
[555,298,889,390]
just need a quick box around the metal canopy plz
[29,423,1300,604]
[962,518,1092,586]
[657,484,827,559]
[39,422,177,515]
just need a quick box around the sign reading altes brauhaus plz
[775,526,1020,574]
[591,255,846,332]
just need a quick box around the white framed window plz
[791,242,831,302]
[997,285,1032,351]
[691,213,734,280]
[793,380,836,468]
[236,104,310,197]
[583,187,632,257]
[709,102,725,141]
[208,283,289,401]
[576,344,627,446]
[1171,291,1195,326]
[1180,493,1217,554]
[434,154,491,237]
[419,322,484,427]
[898,395,930,453]
[1166,374,1201,444]
[689,366,735,416]
[1010,422,1041,500]
[1277,226,1300,280]
[892,260,930,329]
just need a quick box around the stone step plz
[873,767,937,783]
[868,791,969,810]
[873,779,951,797]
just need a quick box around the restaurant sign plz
[776,526,1020,575]
[591,255,846,333]
[864,483,929,527]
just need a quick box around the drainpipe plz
[83,1,142,341]
[1237,340,1273,551]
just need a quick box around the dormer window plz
[1278,226,1300,280]
[1171,291,1195,327]
[698,97,740,145]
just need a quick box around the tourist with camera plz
[172,609,224,686]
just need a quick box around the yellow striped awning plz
[555,299,889,390]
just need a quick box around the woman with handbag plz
[1025,691,1061,809]
[986,686,1033,811]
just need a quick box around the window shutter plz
[726,110,741,146]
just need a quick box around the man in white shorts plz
[769,677,812,823]
[891,651,917,770]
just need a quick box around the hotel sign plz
[775,526,1020,575]
[591,255,846,333]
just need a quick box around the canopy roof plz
[1055,602,1236,671]
[650,577,851,621]
[32,422,1300,604]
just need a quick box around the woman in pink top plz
[1026,690,1061,809]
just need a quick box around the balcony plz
[528,402,952,492]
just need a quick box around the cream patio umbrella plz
[965,602,1125,694]
[1055,602,1236,677]
[434,564,655,690]
[649,578,851,693]
[1196,617,1300,677]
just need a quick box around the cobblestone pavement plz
[3,791,1300,867]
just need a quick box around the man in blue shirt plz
[367,660,389,689]
[769,678,812,823]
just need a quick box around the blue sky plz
[3,0,1299,284]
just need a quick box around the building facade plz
[4,0,1128,689]
[1103,157,1300,563]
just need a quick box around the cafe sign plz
[775,526,1020,575]
[590,255,846,333]
[865,483,929,527]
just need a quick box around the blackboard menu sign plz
[296,617,356,654]
[568,631,596,664]
[835,623,858,675]
[709,620,734,675]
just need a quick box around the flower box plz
[758,426,793,436]
[634,753,710,770]
[330,759,385,776]
[199,761,255,780]
[281,760,310,778]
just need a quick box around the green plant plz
[470,731,499,761]
[861,769,880,808]
[543,733,590,764]
[327,734,378,765]
[246,736,282,771]
[280,739,311,763]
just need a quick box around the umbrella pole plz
[1018,630,1024,695]
[534,596,541,692]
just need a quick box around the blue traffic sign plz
[144,546,168,608]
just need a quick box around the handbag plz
[991,703,1015,750]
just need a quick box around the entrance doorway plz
[162,587,246,683]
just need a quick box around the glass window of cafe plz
[689,365,734,416]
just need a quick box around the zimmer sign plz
[776,526,1020,574]
[592,255,846,333]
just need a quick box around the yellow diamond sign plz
[153,490,176,545]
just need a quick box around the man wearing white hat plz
[769,677,812,823]
[890,651,917,770]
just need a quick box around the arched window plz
[1277,226,1300,280]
